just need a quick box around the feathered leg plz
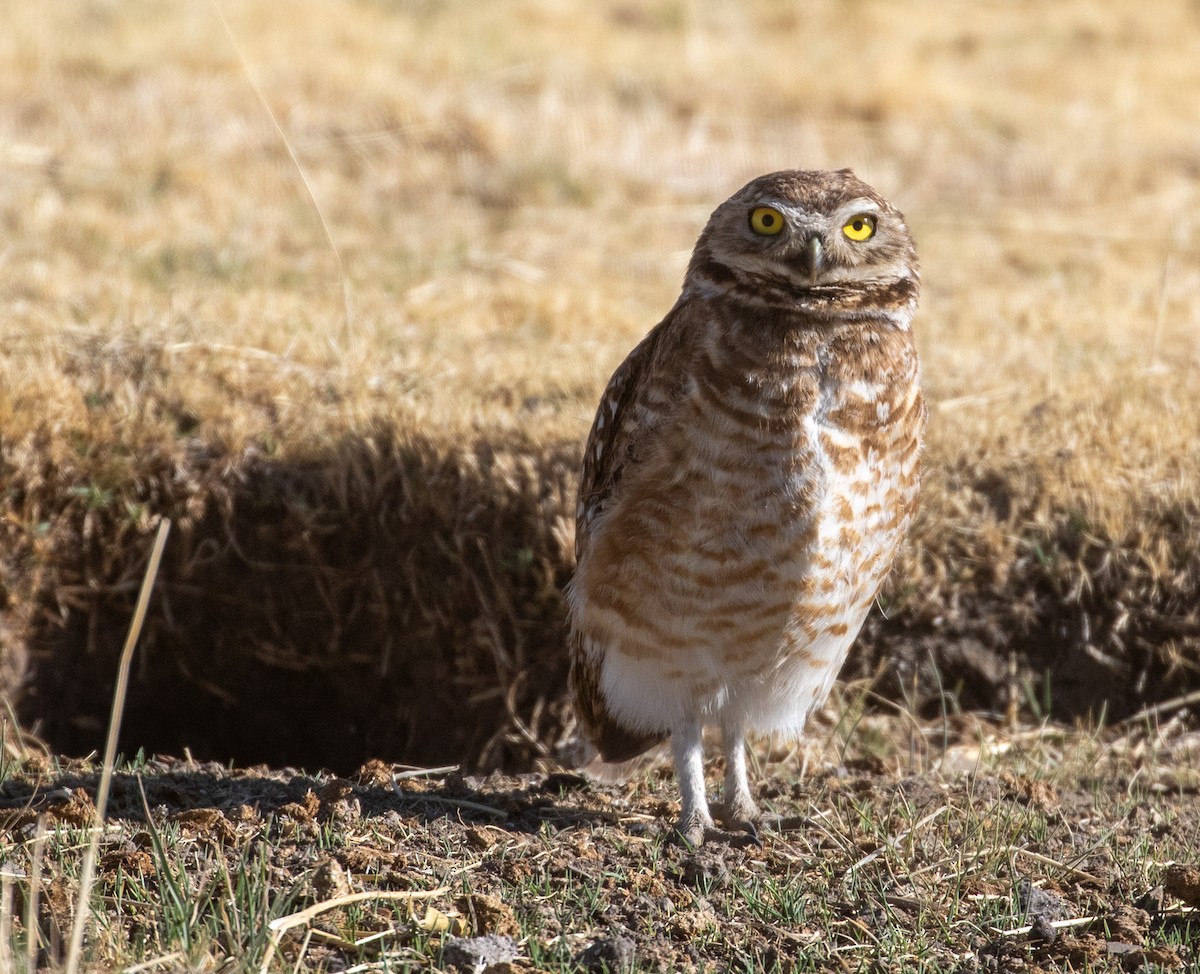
[718,716,760,839]
[671,719,714,847]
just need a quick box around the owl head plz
[686,169,919,313]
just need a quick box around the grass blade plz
[64,519,172,974]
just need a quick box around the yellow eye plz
[749,206,785,236]
[842,214,876,241]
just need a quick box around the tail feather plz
[570,641,667,765]
[558,734,667,783]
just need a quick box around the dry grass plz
[1,0,1199,767]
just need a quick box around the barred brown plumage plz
[566,169,926,846]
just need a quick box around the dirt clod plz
[355,759,394,788]
[676,850,732,890]
[100,848,155,877]
[311,857,352,901]
[318,779,361,822]
[1029,914,1058,943]
[1164,863,1200,907]
[456,893,520,939]
[1124,945,1184,970]
[52,788,96,828]
[278,790,321,824]
[1049,933,1108,967]
[1002,773,1057,809]
[1104,905,1151,944]
[171,807,238,843]
[466,826,499,851]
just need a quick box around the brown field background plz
[1,0,1198,772]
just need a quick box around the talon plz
[712,797,766,847]
[738,819,762,847]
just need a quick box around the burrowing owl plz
[567,169,925,846]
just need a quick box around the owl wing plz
[574,312,677,561]
[570,307,686,764]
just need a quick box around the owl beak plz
[797,234,824,280]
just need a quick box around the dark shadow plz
[0,766,619,834]
[15,428,579,774]
[7,419,1198,774]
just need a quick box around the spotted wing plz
[574,317,675,562]
[569,311,684,763]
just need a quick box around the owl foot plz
[671,809,715,849]
[715,796,762,845]
[671,815,761,850]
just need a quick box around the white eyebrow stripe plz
[836,199,881,220]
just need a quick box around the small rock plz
[442,934,519,973]
[1017,877,1066,922]
[577,935,636,974]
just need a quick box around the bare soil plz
[5,723,1199,972]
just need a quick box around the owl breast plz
[569,313,924,737]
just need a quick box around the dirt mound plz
[2,414,1198,773]
[3,425,576,771]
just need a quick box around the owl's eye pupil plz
[852,220,863,231]
[761,214,775,227]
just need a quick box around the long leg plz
[671,719,713,846]
[719,716,759,835]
